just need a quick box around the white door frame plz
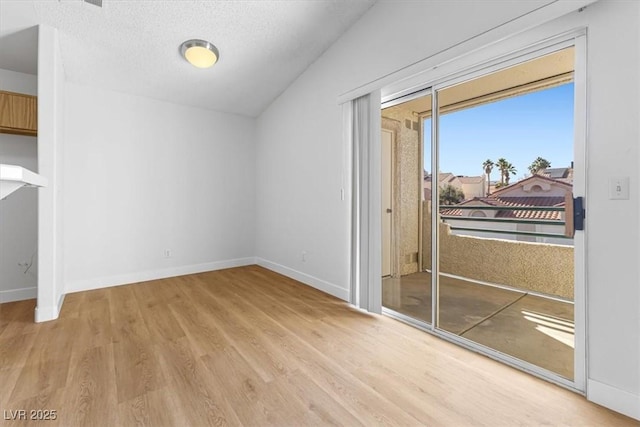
[381,128,395,277]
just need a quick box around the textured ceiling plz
[0,0,376,116]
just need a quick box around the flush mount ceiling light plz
[180,39,219,69]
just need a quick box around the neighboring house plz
[424,172,486,200]
[458,175,485,199]
[541,166,574,184]
[441,175,572,245]
[490,173,571,198]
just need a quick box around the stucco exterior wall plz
[382,109,421,275]
[493,176,570,198]
[460,181,485,199]
[422,201,573,299]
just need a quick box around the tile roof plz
[429,173,484,184]
[494,196,565,220]
[440,196,565,220]
[438,173,456,183]
[458,176,484,184]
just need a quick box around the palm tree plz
[528,157,552,175]
[482,159,494,196]
[496,158,508,185]
[496,158,517,186]
[504,162,517,184]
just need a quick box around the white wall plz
[0,69,38,303]
[578,1,640,418]
[255,0,639,420]
[0,69,37,96]
[62,82,256,292]
[255,0,558,297]
[37,25,65,321]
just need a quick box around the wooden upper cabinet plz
[0,90,38,136]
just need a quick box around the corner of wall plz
[255,257,349,301]
[37,23,66,322]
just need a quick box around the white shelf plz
[0,164,48,200]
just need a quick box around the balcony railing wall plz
[422,201,574,299]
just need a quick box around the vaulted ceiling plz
[0,0,376,116]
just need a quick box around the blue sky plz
[425,83,574,180]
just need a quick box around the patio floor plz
[382,271,574,380]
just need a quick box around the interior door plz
[381,129,393,277]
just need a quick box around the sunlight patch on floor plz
[522,310,574,348]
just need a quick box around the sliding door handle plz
[574,196,585,231]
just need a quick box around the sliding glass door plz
[435,46,576,381]
[381,44,583,387]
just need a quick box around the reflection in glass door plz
[381,92,432,325]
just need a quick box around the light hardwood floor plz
[0,265,637,426]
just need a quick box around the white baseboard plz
[57,292,65,316]
[588,379,640,420]
[255,257,349,301]
[34,292,65,323]
[65,257,256,294]
[0,286,37,303]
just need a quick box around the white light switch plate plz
[609,176,630,200]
